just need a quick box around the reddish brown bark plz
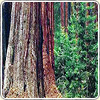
[61,2,68,33]
[61,2,64,27]
[41,2,62,98]
[48,2,52,67]
[51,2,55,70]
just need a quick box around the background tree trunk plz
[60,2,68,33]
[65,2,68,33]
[61,2,64,28]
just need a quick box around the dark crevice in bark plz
[2,2,12,64]
[11,46,15,65]
[2,2,12,91]
[36,3,40,96]
[36,3,45,97]
[24,82,26,92]
[36,2,39,96]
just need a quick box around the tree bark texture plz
[61,2,64,27]
[40,2,61,98]
[60,2,68,33]
[3,2,62,98]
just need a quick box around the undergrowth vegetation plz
[54,2,98,98]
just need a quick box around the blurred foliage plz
[54,2,98,98]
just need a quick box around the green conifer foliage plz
[54,2,98,98]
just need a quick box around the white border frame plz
[0,0,99,99]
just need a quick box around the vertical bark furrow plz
[36,2,45,97]
[48,3,52,66]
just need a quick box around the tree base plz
[5,84,62,98]
[6,87,29,98]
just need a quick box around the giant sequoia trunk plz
[3,2,62,98]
